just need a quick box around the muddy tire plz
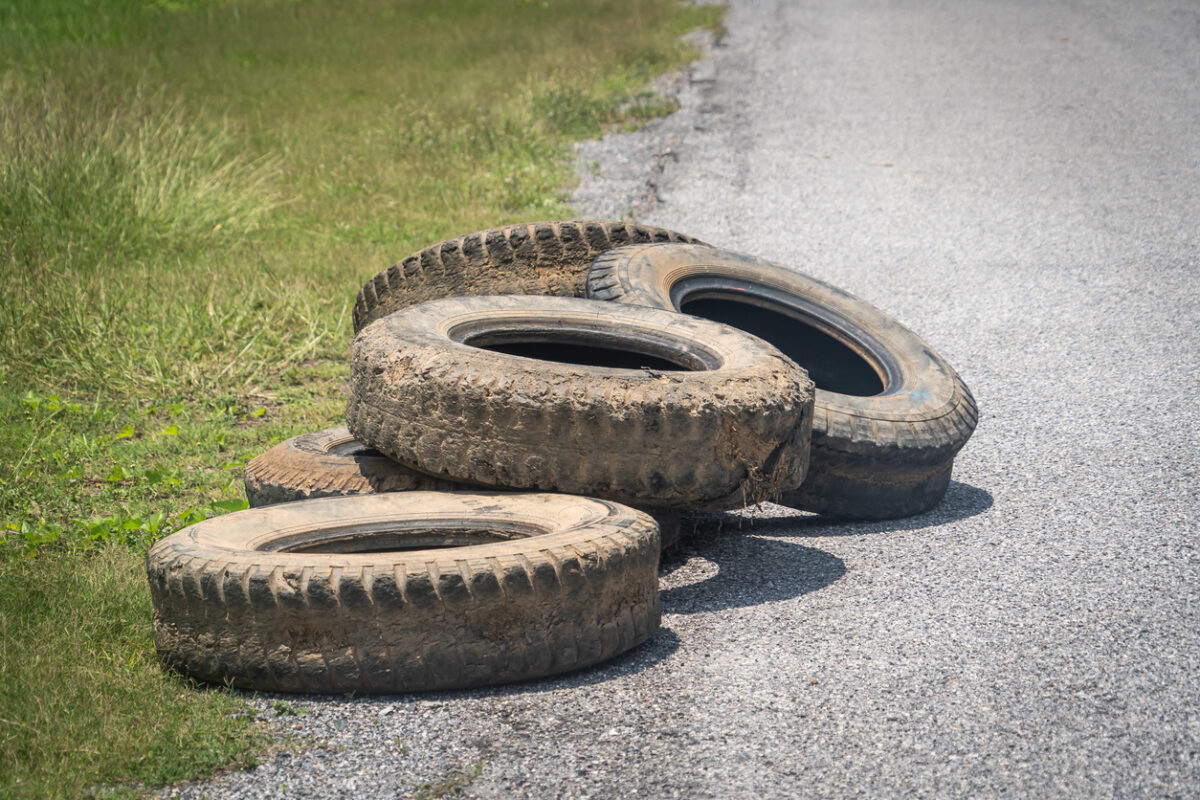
[351,220,704,333]
[244,427,462,505]
[147,492,661,694]
[347,295,814,511]
[588,243,978,519]
[244,427,685,550]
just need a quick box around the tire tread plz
[352,221,704,332]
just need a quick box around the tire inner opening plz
[329,439,385,459]
[462,331,701,371]
[680,297,885,396]
[276,526,531,554]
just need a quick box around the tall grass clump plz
[0,86,283,397]
[0,87,277,269]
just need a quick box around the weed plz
[410,761,485,800]
[0,87,278,265]
[271,700,305,718]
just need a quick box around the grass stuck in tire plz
[0,0,724,796]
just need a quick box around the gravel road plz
[167,1,1200,797]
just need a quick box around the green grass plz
[0,548,270,799]
[0,0,723,796]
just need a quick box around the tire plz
[587,243,978,519]
[147,492,661,694]
[346,295,814,511]
[244,427,685,550]
[352,220,705,333]
[244,427,462,505]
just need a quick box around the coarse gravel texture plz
[571,27,718,221]
[164,0,1200,797]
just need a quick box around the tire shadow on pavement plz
[659,535,846,614]
[656,481,991,614]
[681,479,993,540]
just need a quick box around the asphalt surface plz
[167,1,1200,797]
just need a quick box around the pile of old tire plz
[147,220,976,696]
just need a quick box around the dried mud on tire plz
[346,295,815,511]
[147,492,661,694]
